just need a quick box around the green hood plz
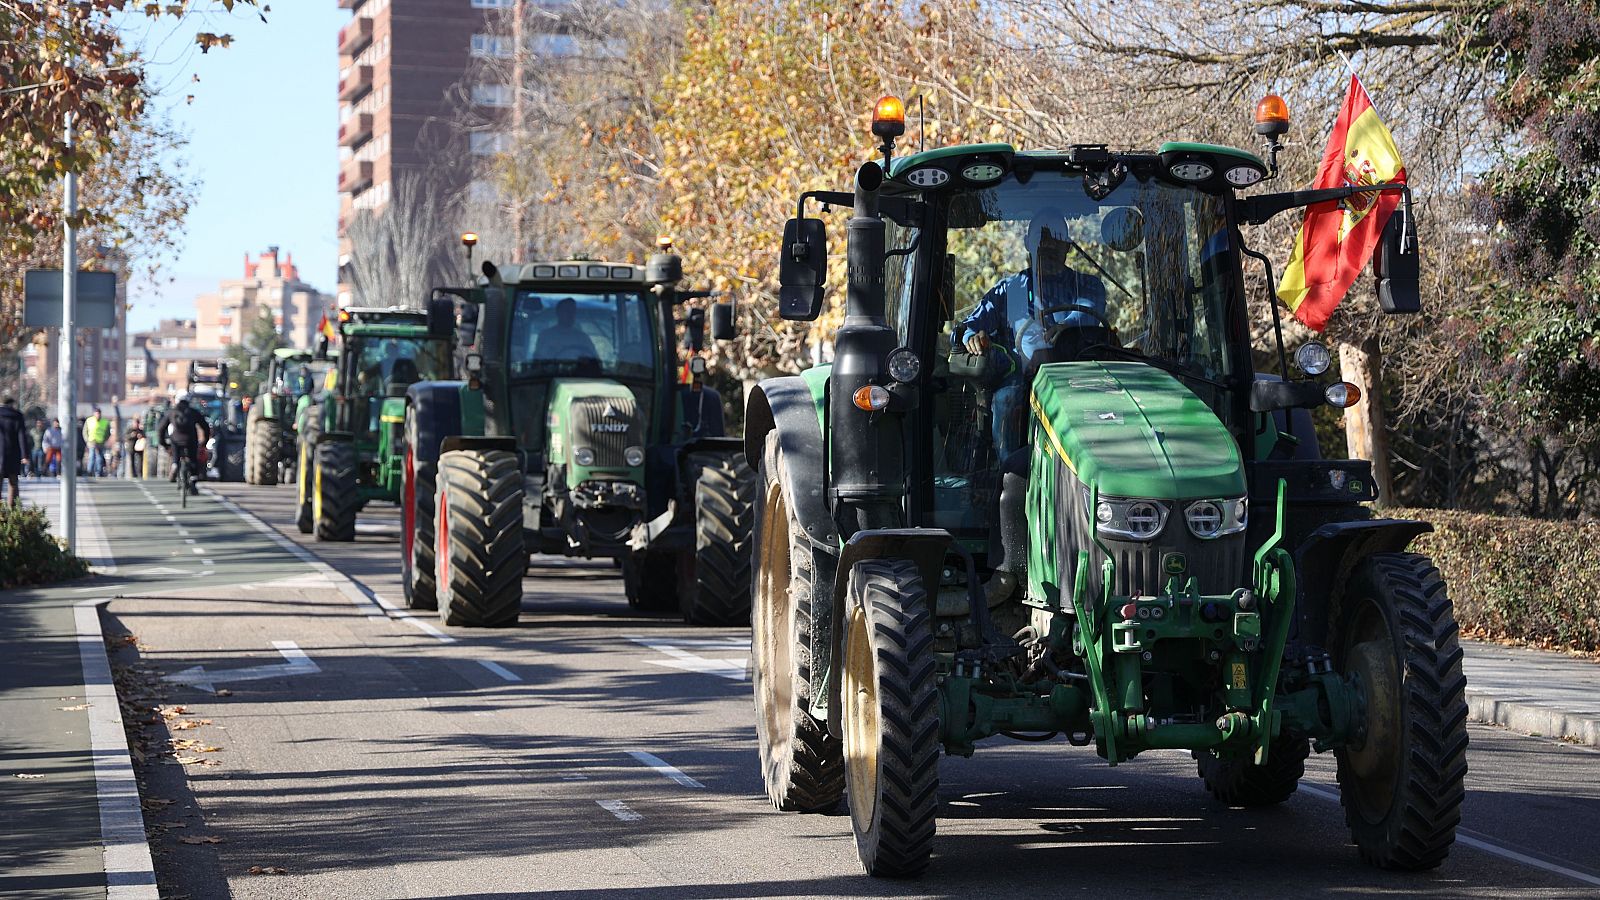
[1029,361,1245,500]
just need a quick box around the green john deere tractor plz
[400,252,755,628]
[295,303,454,540]
[747,95,1463,877]
[246,348,332,486]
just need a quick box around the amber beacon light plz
[872,95,906,139]
[1254,94,1290,137]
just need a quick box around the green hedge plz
[0,504,89,590]
[1392,507,1600,654]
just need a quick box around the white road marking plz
[627,751,704,789]
[1297,783,1600,887]
[162,640,321,694]
[131,566,189,576]
[626,636,751,681]
[369,594,457,644]
[596,799,643,822]
[182,538,194,544]
[74,600,160,899]
[201,487,387,621]
[75,583,126,593]
[190,547,205,555]
[478,660,521,682]
[201,559,214,567]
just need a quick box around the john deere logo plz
[1163,552,1187,575]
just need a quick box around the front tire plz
[1333,552,1469,870]
[623,551,678,612]
[248,416,279,486]
[678,454,756,626]
[842,558,940,878]
[1194,734,1310,807]
[752,431,843,814]
[295,406,320,534]
[313,440,358,542]
[435,449,524,627]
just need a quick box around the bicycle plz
[175,452,194,508]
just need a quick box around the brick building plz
[194,248,329,349]
[125,319,203,401]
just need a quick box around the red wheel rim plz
[402,449,415,571]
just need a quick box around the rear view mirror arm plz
[1237,238,1290,378]
[1238,180,1410,226]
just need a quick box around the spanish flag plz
[1276,75,1406,331]
[318,312,337,341]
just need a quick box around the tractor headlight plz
[624,446,645,467]
[886,346,921,383]
[1086,490,1167,541]
[1295,341,1331,375]
[573,447,596,467]
[1185,498,1248,539]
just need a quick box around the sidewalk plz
[1463,640,1600,746]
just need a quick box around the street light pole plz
[59,112,78,551]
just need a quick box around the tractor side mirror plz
[1249,379,1326,413]
[315,336,329,360]
[456,300,479,349]
[1374,207,1420,314]
[427,296,454,337]
[710,301,736,341]
[779,217,827,321]
[685,307,706,352]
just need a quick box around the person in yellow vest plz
[82,407,112,477]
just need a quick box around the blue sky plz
[122,3,347,332]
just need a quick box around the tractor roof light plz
[872,95,906,139]
[1255,94,1290,137]
[1325,381,1363,408]
[1295,341,1332,375]
[460,231,478,247]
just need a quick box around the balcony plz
[337,16,372,57]
[339,160,374,195]
[338,65,372,102]
[338,113,373,148]
[337,0,366,9]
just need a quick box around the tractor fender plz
[405,381,467,464]
[824,527,953,737]
[745,377,837,550]
[1293,517,1434,644]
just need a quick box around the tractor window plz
[884,220,921,344]
[507,290,655,382]
[349,337,452,394]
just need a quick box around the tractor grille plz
[569,395,641,468]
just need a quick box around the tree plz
[223,312,284,398]
[345,172,466,307]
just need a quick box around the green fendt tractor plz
[748,94,1463,877]
[401,250,754,628]
[246,348,331,486]
[295,303,455,540]
[188,360,246,482]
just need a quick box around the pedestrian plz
[0,397,30,506]
[83,407,110,477]
[126,420,147,479]
[42,419,64,477]
[29,419,45,478]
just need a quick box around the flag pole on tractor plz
[1278,70,1407,504]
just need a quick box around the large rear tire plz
[1194,734,1310,807]
[402,444,437,610]
[313,440,358,542]
[752,431,843,814]
[247,413,280,486]
[435,449,524,627]
[842,558,940,878]
[1333,552,1468,871]
[678,454,756,626]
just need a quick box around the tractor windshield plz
[506,290,655,382]
[349,337,452,397]
[943,170,1236,384]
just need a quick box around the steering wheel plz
[1035,302,1118,344]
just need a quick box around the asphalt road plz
[76,479,1600,898]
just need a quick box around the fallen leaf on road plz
[247,866,288,876]
[159,706,191,719]
[142,798,175,811]
[58,704,90,711]
[179,836,222,844]
[173,755,219,766]
[13,773,45,780]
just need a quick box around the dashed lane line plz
[370,593,457,644]
[596,800,643,822]
[1297,783,1600,887]
[477,660,521,682]
[626,751,704,789]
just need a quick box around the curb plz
[74,599,160,900]
[1467,690,1600,747]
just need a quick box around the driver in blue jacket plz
[954,209,1108,461]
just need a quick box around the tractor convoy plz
[180,87,1467,882]
[744,94,1464,878]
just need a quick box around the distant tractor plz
[295,304,454,541]
[401,249,754,628]
[747,95,1463,877]
[246,348,331,486]
[187,360,246,482]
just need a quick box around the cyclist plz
[159,397,211,494]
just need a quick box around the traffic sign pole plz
[59,113,77,552]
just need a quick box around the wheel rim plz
[842,603,880,834]
[753,478,794,772]
[1342,598,1402,823]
